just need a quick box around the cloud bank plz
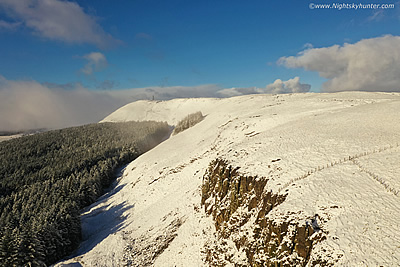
[279,35,400,92]
[0,77,125,131]
[0,77,223,131]
[0,75,311,132]
[216,77,311,97]
[0,0,119,48]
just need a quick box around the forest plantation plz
[0,121,170,266]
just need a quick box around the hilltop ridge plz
[59,92,400,266]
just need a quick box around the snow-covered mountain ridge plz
[57,92,400,266]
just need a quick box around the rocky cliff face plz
[201,159,329,266]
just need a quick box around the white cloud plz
[0,19,21,30]
[303,43,314,49]
[81,52,108,75]
[0,74,311,131]
[217,77,311,97]
[279,35,400,92]
[0,76,223,131]
[265,77,311,94]
[0,0,119,48]
[0,76,125,131]
[368,10,385,22]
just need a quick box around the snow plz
[55,92,400,266]
[0,134,23,142]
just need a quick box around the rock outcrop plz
[201,159,328,266]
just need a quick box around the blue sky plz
[0,0,399,90]
[1,0,400,130]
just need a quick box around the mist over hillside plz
[56,92,400,266]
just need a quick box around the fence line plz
[278,143,399,194]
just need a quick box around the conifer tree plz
[0,121,169,265]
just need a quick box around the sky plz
[0,0,400,131]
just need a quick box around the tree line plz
[0,121,170,266]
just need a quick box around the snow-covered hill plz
[56,92,400,266]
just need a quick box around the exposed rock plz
[201,159,330,266]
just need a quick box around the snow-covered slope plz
[57,92,400,266]
[0,135,21,142]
